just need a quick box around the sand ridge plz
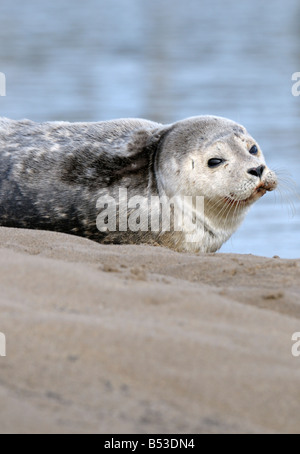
[0,227,299,434]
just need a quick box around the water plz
[0,0,299,258]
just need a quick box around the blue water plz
[0,0,299,258]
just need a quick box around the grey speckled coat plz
[0,116,277,252]
[0,117,169,244]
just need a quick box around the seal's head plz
[155,116,278,251]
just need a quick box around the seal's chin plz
[224,183,275,208]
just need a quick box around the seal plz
[0,116,277,252]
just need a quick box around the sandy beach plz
[0,226,299,434]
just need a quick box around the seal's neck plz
[164,193,247,253]
[155,177,248,253]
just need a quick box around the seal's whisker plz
[277,180,299,196]
[272,168,299,192]
[217,199,236,227]
[213,198,231,220]
[220,204,232,228]
[205,197,225,215]
[204,197,225,219]
[275,186,298,217]
[274,174,300,217]
[272,167,294,178]
[224,199,240,229]
[205,198,231,227]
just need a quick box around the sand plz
[0,226,299,434]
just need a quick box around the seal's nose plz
[247,165,265,179]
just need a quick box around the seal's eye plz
[208,158,224,168]
[249,145,258,155]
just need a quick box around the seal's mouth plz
[224,183,275,207]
